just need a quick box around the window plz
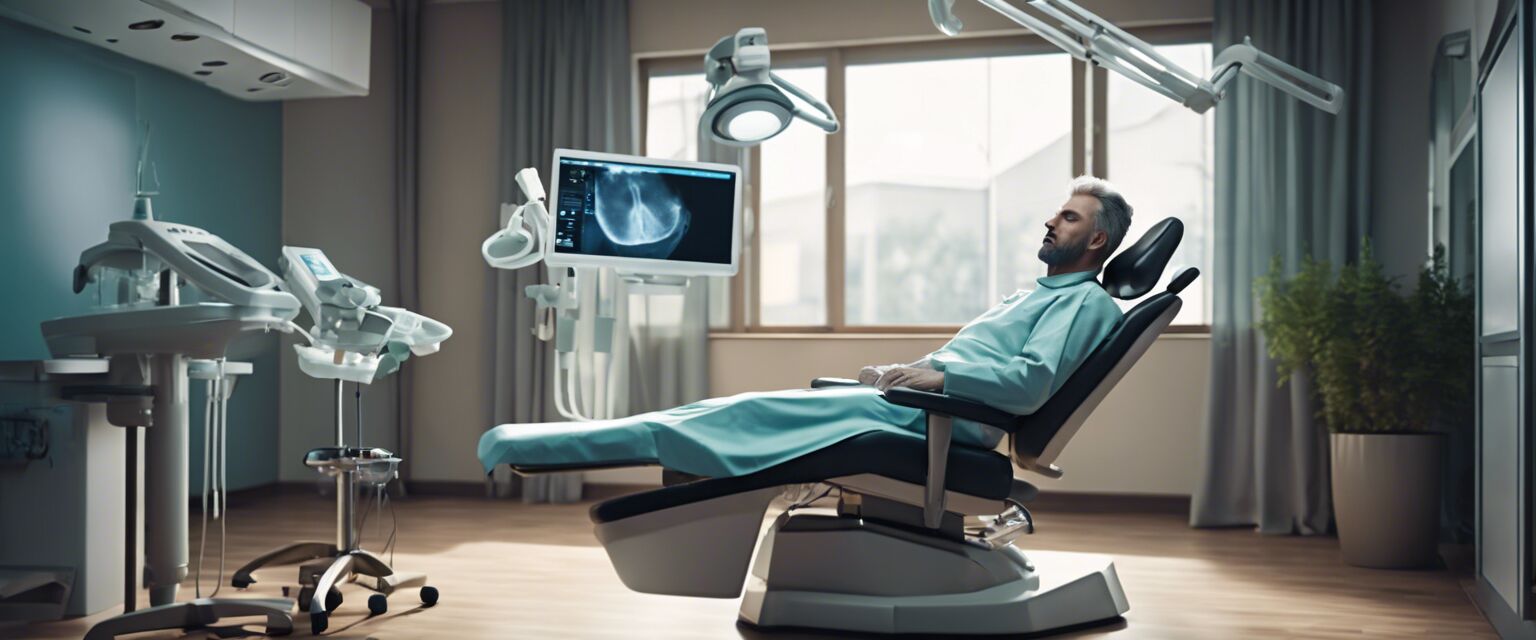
[641,31,1213,332]
[759,66,828,325]
[845,55,1072,325]
[645,73,708,163]
[1106,43,1214,325]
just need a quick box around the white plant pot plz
[1330,432,1445,569]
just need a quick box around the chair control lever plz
[970,500,1034,549]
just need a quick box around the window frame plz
[638,23,1213,334]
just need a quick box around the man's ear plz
[1088,229,1108,251]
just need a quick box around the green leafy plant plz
[1255,242,1474,433]
[1407,245,1476,429]
[1254,252,1332,380]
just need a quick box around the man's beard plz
[1038,235,1088,266]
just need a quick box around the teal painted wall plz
[0,17,283,492]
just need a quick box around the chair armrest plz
[882,387,1019,431]
[810,377,863,388]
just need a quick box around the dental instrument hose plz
[195,359,230,599]
[197,373,213,597]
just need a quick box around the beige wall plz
[630,0,1213,56]
[280,7,400,482]
[709,335,1210,495]
[411,0,502,482]
[280,1,503,484]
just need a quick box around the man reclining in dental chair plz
[478,175,1197,635]
[478,176,1130,479]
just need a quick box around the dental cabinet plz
[1477,1,1536,638]
[0,359,133,621]
[0,0,371,101]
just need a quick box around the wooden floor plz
[7,490,1497,639]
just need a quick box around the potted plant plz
[1256,243,1473,568]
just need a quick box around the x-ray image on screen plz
[552,156,736,268]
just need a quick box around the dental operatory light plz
[701,27,840,146]
[928,0,1345,114]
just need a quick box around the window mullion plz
[1072,59,1086,177]
[826,49,847,331]
[748,145,763,328]
[1091,65,1108,178]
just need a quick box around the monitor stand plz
[618,273,689,294]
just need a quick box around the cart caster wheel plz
[368,594,388,616]
[419,586,439,607]
[299,586,342,612]
[310,611,328,635]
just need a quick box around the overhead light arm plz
[927,0,1345,115]
[770,71,839,133]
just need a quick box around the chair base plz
[737,513,1128,635]
[233,542,428,611]
[300,549,428,608]
[83,597,294,640]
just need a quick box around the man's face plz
[1038,194,1106,266]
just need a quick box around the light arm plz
[1210,37,1344,114]
[770,72,840,133]
[927,0,1345,115]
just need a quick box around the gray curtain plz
[626,282,710,413]
[1191,0,1373,534]
[488,0,633,503]
[392,0,421,490]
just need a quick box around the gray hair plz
[1070,175,1133,260]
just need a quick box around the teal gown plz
[477,270,1123,477]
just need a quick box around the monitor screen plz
[546,150,740,276]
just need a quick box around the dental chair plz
[499,218,1194,635]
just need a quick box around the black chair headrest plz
[1166,266,1199,295]
[1101,217,1183,300]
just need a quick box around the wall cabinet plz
[1476,3,1536,638]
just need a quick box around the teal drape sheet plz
[479,272,1119,477]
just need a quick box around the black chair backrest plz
[1102,217,1183,301]
[1008,217,1197,471]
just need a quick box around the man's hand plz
[857,366,885,386]
[875,367,945,392]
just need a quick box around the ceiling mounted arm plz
[1209,37,1345,114]
[927,0,1345,115]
